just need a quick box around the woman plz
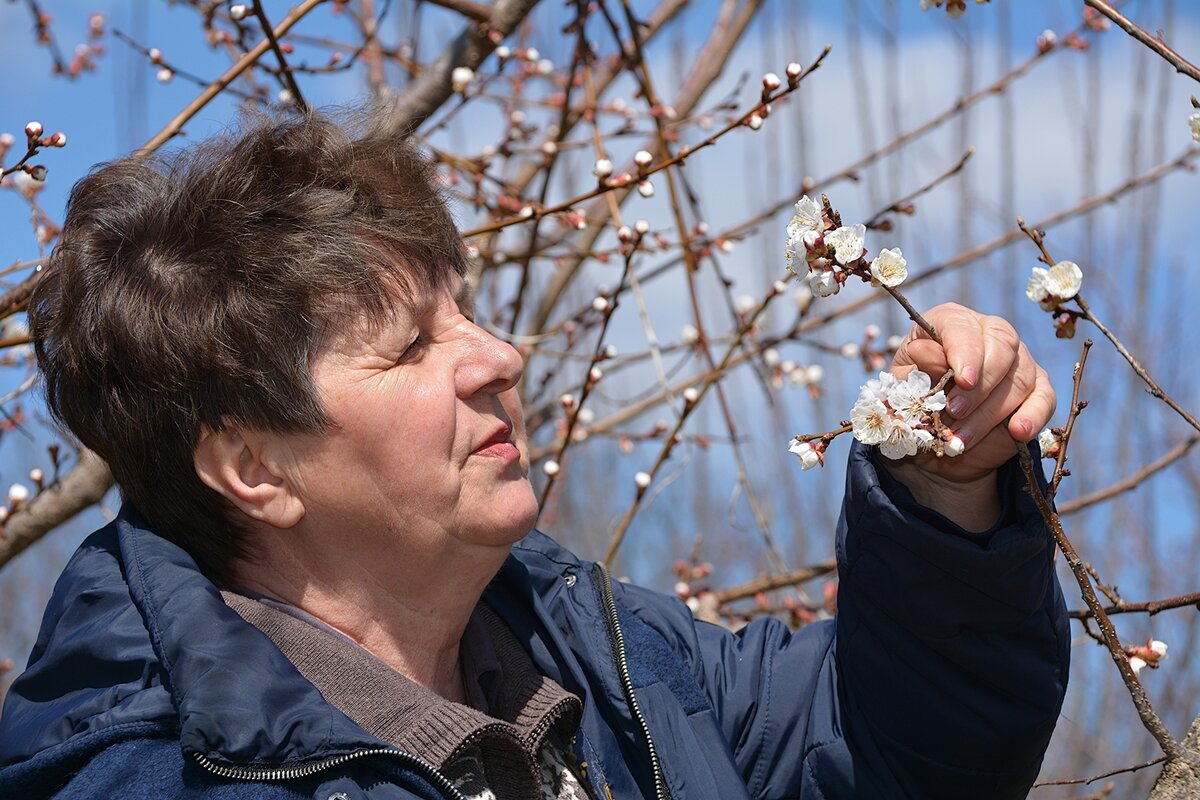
[0,112,1067,800]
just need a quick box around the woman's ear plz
[193,425,305,529]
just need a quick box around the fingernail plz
[1015,417,1033,440]
[949,395,970,417]
[958,364,977,388]
[954,428,972,448]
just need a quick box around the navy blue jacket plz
[0,444,1069,799]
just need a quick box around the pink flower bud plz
[634,149,653,168]
[25,121,43,139]
[48,131,67,147]
[761,72,781,92]
[785,62,803,79]
[148,47,162,63]
[617,225,634,243]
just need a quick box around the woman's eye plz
[396,335,425,363]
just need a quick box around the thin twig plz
[1083,0,1200,83]
[1058,436,1200,515]
[1017,450,1183,761]
[251,2,309,111]
[1050,339,1092,497]
[1034,755,1167,787]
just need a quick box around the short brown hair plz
[31,110,466,585]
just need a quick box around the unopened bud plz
[680,324,699,344]
[559,393,576,409]
[29,468,44,484]
[543,459,560,477]
[637,179,654,197]
[747,114,764,130]
[47,131,67,147]
[24,121,43,139]
[7,483,29,504]
[944,435,966,457]
[588,366,603,383]
[762,72,781,92]
[230,3,248,20]
[786,62,803,80]
[634,219,650,235]
[617,225,634,243]
[156,67,174,83]
[536,58,554,75]
[592,296,609,313]
[495,45,511,59]
[634,150,653,169]
[593,158,613,178]
[683,387,700,404]
[451,66,475,93]
[634,471,652,489]
[148,47,162,63]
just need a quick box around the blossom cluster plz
[785,195,907,298]
[1026,260,1084,337]
[850,370,963,460]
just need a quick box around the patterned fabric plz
[443,731,595,800]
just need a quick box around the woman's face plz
[277,278,538,562]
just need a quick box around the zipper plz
[592,561,670,800]
[193,747,469,800]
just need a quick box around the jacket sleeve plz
[626,441,1069,800]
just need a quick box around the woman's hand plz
[881,303,1056,531]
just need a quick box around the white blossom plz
[841,342,860,359]
[577,408,595,425]
[1130,656,1149,675]
[825,224,866,266]
[851,398,891,445]
[7,483,29,503]
[788,439,821,470]
[810,271,840,297]
[787,196,823,241]
[805,364,824,385]
[1190,112,1200,143]
[1026,261,1083,309]
[1038,428,1060,457]
[943,435,966,457]
[536,58,554,75]
[763,348,781,367]
[1151,640,1169,658]
[878,421,921,460]
[869,247,908,287]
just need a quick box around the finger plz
[943,316,1021,421]
[952,343,1039,447]
[1006,364,1056,442]
[930,310,988,390]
